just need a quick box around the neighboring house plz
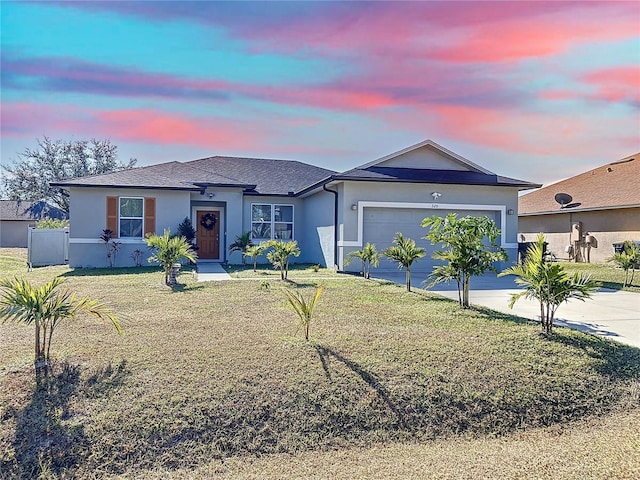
[519,153,640,263]
[51,140,539,271]
[0,200,67,247]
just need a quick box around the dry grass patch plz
[560,262,640,293]
[0,254,639,479]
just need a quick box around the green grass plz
[559,262,640,293]
[1,249,639,479]
[223,262,340,278]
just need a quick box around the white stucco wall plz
[0,220,35,247]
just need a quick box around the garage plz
[360,206,499,272]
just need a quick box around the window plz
[251,204,294,240]
[119,197,143,237]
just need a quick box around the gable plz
[376,145,473,171]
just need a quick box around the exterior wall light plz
[431,192,442,200]
[351,204,358,211]
[507,209,515,215]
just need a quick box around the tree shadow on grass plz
[3,360,129,479]
[548,332,640,380]
[470,305,533,326]
[314,345,407,429]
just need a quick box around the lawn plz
[1,249,639,479]
[560,261,640,293]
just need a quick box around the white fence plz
[27,227,69,267]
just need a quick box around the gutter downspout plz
[323,183,339,270]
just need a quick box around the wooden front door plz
[196,210,220,259]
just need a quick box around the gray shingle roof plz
[333,166,540,189]
[51,162,253,191]
[185,156,335,195]
[0,200,67,221]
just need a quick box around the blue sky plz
[2,1,639,184]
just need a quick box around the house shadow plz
[62,267,158,277]
[5,360,129,478]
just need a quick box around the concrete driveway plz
[372,270,640,348]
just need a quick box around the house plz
[0,200,67,247]
[519,153,640,263]
[51,140,539,271]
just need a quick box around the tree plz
[345,242,380,279]
[229,231,253,265]
[1,137,136,214]
[244,243,266,272]
[608,241,640,287]
[0,277,120,370]
[284,285,324,341]
[423,214,507,308]
[145,230,198,285]
[264,240,301,280]
[499,234,599,335]
[382,233,425,292]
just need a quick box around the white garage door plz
[361,207,497,272]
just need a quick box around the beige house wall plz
[519,207,640,263]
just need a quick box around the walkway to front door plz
[197,263,232,281]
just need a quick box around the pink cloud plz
[582,66,640,105]
[1,102,262,150]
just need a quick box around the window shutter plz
[106,196,118,237]
[144,197,156,236]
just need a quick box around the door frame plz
[192,205,225,262]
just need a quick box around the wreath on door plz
[200,213,217,231]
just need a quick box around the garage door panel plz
[361,207,496,273]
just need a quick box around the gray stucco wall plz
[68,187,191,267]
[338,181,520,272]
[301,190,335,267]
[0,220,34,247]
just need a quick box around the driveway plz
[372,271,640,348]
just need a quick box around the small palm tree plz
[244,243,266,272]
[382,233,425,292]
[0,277,120,369]
[229,231,253,265]
[145,229,198,285]
[499,234,599,335]
[608,241,640,287]
[284,285,324,341]
[264,240,301,280]
[345,242,380,279]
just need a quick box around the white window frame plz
[251,203,294,241]
[119,196,144,238]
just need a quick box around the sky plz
[1,0,639,186]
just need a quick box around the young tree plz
[0,277,120,370]
[145,230,198,285]
[608,241,640,287]
[264,240,301,280]
[382,233,425,292]
[345,242,380,279]
[244,243,266,272]
[229,231,253,265]
[284,285,324,341]
[2,137,136,214]
[499,234,599,335]
[423,214,507,308]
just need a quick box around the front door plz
[196,210,220,259]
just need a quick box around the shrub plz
[36,218,70,229]
[264,240,300,280]
[145,230,198,285]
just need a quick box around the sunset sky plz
[1,1,639,185]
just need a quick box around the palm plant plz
[345,242,380,279]
[244,243,266,272]
[284,285,324,341]
[608,241,640,287]
[264,240,301,280]
[382,232,425,292]
[0,277,120,369]
[499,234,599,335]
[229,231,253,265]
[145,229,198,285]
